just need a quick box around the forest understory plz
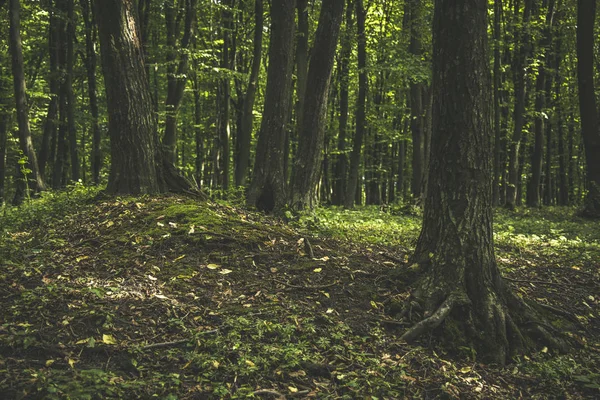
[0,189,599,399]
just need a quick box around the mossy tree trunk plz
[402,0,567,365]
[246,0,295,212]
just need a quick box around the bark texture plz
[95,0,195,195]
[576,0,600,218]
[403,0,568,364]
[246,0,295,212]
[290,0,345,210]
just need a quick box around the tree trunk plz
[163,0,197,165]
[95,0,195,195]
[295,0,309,140]
[576,0,600,217]
[0,63,9,205]
[235,0,263,187]
[290,0,345,210]
[344,0,367,209]
[8,0,45,204]
[332,0,353,206]
[492,0,502,206]
[402,0,567,364]
[506,0,533,209]
[66,0,79,182]
[246,0,295,212]
[80,0,102,184]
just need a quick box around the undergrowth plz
[0,188,598,399]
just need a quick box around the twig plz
[503,276,565,287]
[141,329,219,350]
[380,253,406,264]
[303,237,315,258]
[252,389,285,399]
[273,279,337,290]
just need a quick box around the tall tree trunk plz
[38,0,59,181]
[163,0,197,165]
[492,0,502,206]
[66,0,79,182]
[527,0,555,208]
[506,0,533,209]
[290,0,345,210]
[0,63,9,205]
[246,0,295,212]
[295,0,309,139]
[8,0,45,204]
[80,0,102,184]
[344,0,367,209]
[403,0,567,364]
[332,0,353,206]
[235,0,263,187]
[576,0,600,217]
[217,0,234,191]
[408,0,424,203]
[95,0,195,195]
[52,0,68,188]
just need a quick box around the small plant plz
[18,151,32,203]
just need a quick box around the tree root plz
[400,293,470,342]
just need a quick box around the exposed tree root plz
[401,293,470,342]
[399,275,573,364]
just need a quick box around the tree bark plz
[8,0,45,204]
[290,0,345,210]
[95,0,195,195]
[66,0,79,182]
[0,63,9,205]
[576,0,600,217]
[403,0,567,364]
[408,0,424,203]
[492,0,502,206]
[246,0,295,212]
[344,0,367,209]
[235,0,263,187]
[506,0,533,209]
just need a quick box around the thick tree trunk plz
[344,0,367,209]
[576,0,600,217]
[247,0,295,212]
[290,0,345,210]
[295,0,309,139]
[235,0,263,187]
[408,0,424,202]
[402,0,567,364]
[95,0,195,195]
[8,0,45,204]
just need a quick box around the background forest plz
[0,0,598,213]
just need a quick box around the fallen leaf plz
[45,359,55,367]
[102,334,117,345]
[288,386,298,393]
[188,225,195,234]
[206,264,220,270]
[219,269,233,275]
[313,268,322,273]
[245,359,256,367]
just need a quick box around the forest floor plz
[1,187,599,399]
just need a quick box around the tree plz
[246,0,295,212]
[344,0,367,209]
[576,0,600,217]
[8,0,45,204]
[95,0,193,194]
[290,0,345,210]
[234,0,263,187]
[401,0,566,364]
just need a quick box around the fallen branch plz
[503,276,566,287]
[252,389,286,399]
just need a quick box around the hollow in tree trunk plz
[401,0,568,364]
